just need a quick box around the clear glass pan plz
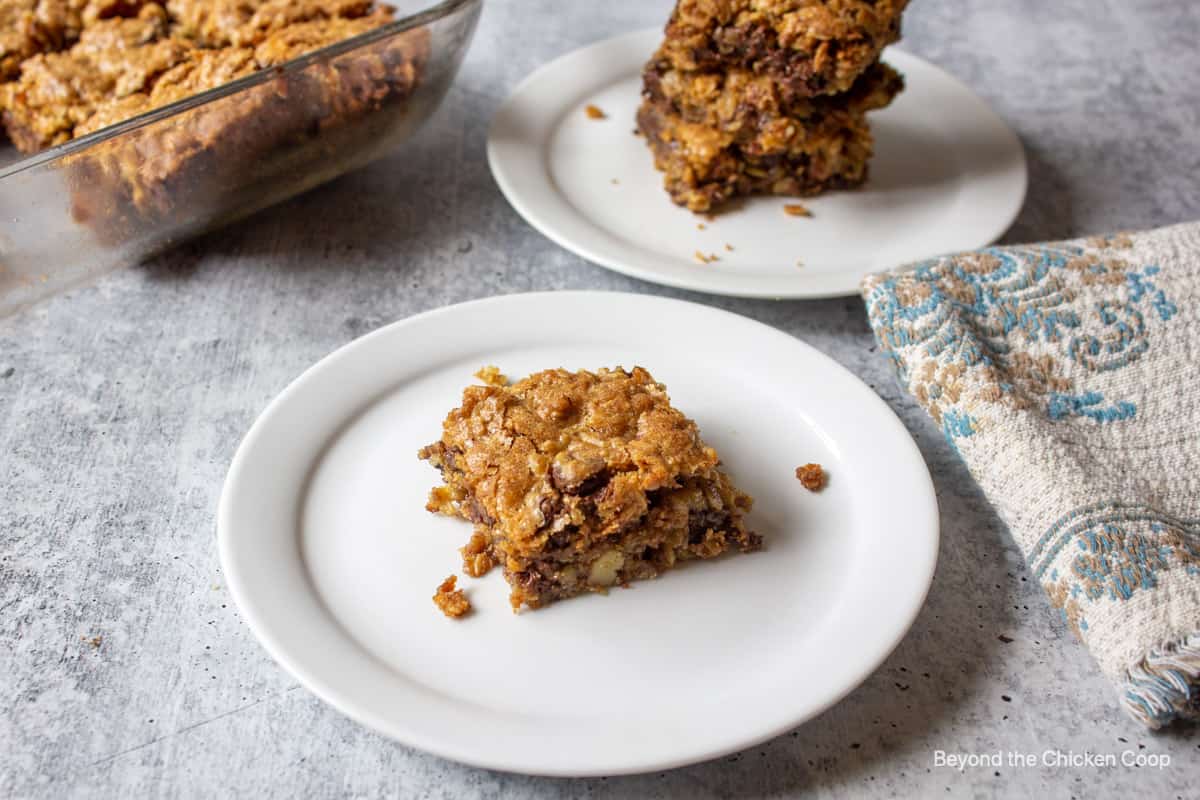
[0,0,482,317]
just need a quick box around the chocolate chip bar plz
[639,0,908,212]
[658,0,908,97]
[419,367,761,611]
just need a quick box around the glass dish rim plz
[0,0,479,181]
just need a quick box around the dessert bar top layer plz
[0,0,398,152]
[422,367,725,552]
[165,0,379,47]
[1,0,155,80]
[659,0,908,97]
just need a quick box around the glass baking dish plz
[0,0,481,318]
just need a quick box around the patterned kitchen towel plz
[862,221,1200,728]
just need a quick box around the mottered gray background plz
[2,0,1198,797]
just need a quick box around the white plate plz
[218,292,939,776]
[487,30,1027,299]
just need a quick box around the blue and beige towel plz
[862,221,1200,728]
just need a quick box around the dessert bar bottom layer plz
[421,437,760,610]
[636,99,873,213]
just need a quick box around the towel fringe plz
[1120,633,1200,728]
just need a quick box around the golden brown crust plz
[432,575,471,618]
[0,0,155,80]
[0,4,182,150]
[1,1,45,81]
[0,0,400,153]
[419,367,760,611]
[251,11,392,66]
[166,0,377,47]
[659,0,908,97]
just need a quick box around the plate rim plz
[486,28,1028,300]
[217,290,940,775]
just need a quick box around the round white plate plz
[218,292,939,776]
[487,29,1027,299]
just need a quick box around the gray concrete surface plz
[2,0,1198,797]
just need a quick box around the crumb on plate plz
[795,463,826,491]
[724,243,734,251]
[783,204,812,217]
[584,104,606,119]
[474,365,507,387]
[433,575,471,618]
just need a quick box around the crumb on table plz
[433,575,471,618]
[783,204,813,218]
[474,365,507,387]
[81,635,102,648]
[795,463,826,491]
[584,104,606,119]
[724,243,734,251]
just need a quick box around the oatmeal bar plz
[0,4,186,151]
[67,23,428,240]
[419,367,760,611]
[0,0,158,80]
[166,0,381,48]
[636,96,877,212]
[659,0,908,97]
[1,1,47,81]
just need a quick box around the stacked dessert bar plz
[637,0,909,213]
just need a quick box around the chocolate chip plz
[575,469,610,496]
[466,498,494,526]
[687,510,730,543]
[537,496,563,529]
[547,527,576,551]
[645,488,665,509]
[551,465,610,496]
